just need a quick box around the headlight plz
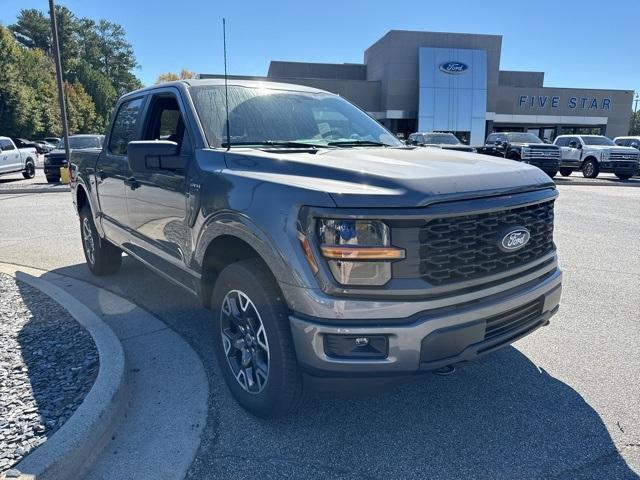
[602,151,610,160]
[317,219,404,286]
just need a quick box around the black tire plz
[46,175,60,184]
[615,173,632,180]
[582,158,599,178]
[559,168,573,177]
[211,258,304,418]
[22,159,35,179]
[545,170,558,178]
[79,205,122,276]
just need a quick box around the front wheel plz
[22,159,35,179]
[559,168,573,177]
[211,258,304,418]
[79,206,122,275]
[582,159,599,178]
[615,173,632,180]
[545,170,558,178]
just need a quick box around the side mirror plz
[494,140,505,147]
[127,140,182,172]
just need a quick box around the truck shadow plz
[40,260,639,480]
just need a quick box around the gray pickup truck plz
[70,79,562,417]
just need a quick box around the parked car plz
[0,136,37,179]
[44,137,61,146]
[12,137,51,155]
[613,136,640,150]
[33,139,57,152]
[476,132,561,177]
[554,135,639,179]
[44,134,104,183]
[70,79,562,417]
[407,132,475,152]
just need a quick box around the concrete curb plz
[0,188,69,195]
[554,179,640,188]
[0,264,128,480]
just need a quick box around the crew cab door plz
[0,139,21,172]
[563,136,583,166]
[124,89,193,282]
[96,96,144,241]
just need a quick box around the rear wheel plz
[79,206,122,275]
[211,258,304,418]
[559,168,573,177]
[615,173,632,180]
[22,159,35,179]
[582,158,599,178]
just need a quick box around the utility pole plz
[634,93,639,112]
[48,0,70,164]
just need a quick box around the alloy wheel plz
[220,289,270,394]
[82,217,95,265]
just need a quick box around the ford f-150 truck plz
[0,136,37,179]
[476,132,561,177]
[44,134,105,183]
[554,135,639,179]
[70,79,562,417]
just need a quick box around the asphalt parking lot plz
[0,184,638,479]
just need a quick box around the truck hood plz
[583,145,638,152]
[224,147,554,208]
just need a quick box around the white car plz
[0,136,37,180]
[553,135,639,179]
[613,136,640,150]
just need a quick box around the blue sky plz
[2,0,639,98]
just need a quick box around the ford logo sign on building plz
[499,228,531,252]
[439,62,469,75]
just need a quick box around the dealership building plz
[201,30,634,145]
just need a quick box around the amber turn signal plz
[298,232,319,274]
[320,245,405,261]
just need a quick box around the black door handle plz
[124,177,141,190]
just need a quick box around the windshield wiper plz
[221,140,331,149]
[327,140,390,147]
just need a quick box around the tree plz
[8,9,51,52]
[629,110,640,136]
[156,69,196,84]
[65,81,99,133]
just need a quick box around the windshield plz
[57,136,102,149]
[423,133,461,145]
[505,133,543,144]
[581,136,615,146]
[190,85,402,148]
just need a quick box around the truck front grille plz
[609,151,639,161]
[522,147,560,160]
[418,201,555,286]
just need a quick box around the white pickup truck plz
[0,136,37,179]
[554,134,639,179]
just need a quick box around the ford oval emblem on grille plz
[499,227,531,252]
[439,62,469,74]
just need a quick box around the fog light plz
[324,334,388,359]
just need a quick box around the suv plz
[70,79,562,417]
[407,132,475,152]
[554,135,639,179]
[476,132,561,177]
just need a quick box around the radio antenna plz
[223,18,231,150]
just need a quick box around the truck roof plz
[121,78,333,101]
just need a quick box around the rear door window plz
[109,98,143,156]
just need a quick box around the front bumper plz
[524,158,561,171]
[599,161,638,175]
[289,267,561,376]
